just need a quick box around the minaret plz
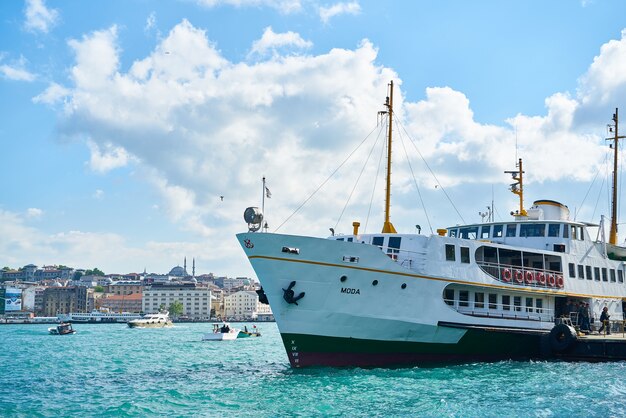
[192,258,196,278]
[184,257,187,275]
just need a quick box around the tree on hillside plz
[73,271,83,281]
[94,285,105,293]
[85,268,105,276]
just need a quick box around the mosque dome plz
[168,265,188,277]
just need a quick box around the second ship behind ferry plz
[238,82,626,367]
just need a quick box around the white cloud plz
[248,26,313,58]
[195,0,303,14]
[24,0,59,34]
[26,208,43,219]
[319,1,361,24]
[87,140,133,173]
[145,12,156,33]
[0,56,36,82]
[93,189,105,200]
[32,82,69,104]
[34,20,626,275]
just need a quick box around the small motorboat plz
[202,323,240,341]
[48,322,76,335]
[237,325,261,338]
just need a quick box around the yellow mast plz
[609,108,625,245]
[505,158,527,217]
[382,80,397,233]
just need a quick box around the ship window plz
[525,297,534,312]
[444,289,454,305]
[460,247,470,263]
[602,268,608,282]
[372,236,384,248]
[578,265,585,279]
[388,237,401,249]
[536,299,543,313]
[610,269,616,282]
[578,226,585,240]
[548,224,560,237]
[586,266,592,281]
[493,224,503,238]
[448,229,458,238]
[460,227,478,239]
[594,267,601,281]
[563,225,569,238]
[489,293,497,309]
[337,238,344,241]
[619,270,624,283]
[459,291,469,307]
[520,223,546,237]
[445,244,456,261]
[474,292,484,309]
[480,226,490,239]
[513,296,521,312]
[568,263,576,278]
[347,237,353,242]
[506,224,517,237]
[571,225,577,240]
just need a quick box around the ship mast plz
[608,108,625,245]
[505,158,527,217]
[382,80,397,233]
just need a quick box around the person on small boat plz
[599,307,611,335]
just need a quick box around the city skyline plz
[2,1,626,278]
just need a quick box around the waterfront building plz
[224,290,273,320]
[99,293,142,313]
[106,281,143,296]
[142,282,211,320]
[41,286,88,316]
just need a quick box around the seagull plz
[220,196,224,201]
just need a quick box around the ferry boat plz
[237,82,626,367]
[58,309,143,323]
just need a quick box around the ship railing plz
[444,298,555,322]
[477,261,563,287]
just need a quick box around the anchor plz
[256,287,269,305]
[282,281,305,305]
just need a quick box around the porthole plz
[340,275,347,282]
[401,283,407,289]
[372,280,378,286]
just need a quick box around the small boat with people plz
[202,323,240,341]
[127,312,173,328]
[48,322,76,335]
[237,325,262,338]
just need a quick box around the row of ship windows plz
[445,244,470,263]
[444,289,544,313]
[567,263,624,283]
[448,223,585,241]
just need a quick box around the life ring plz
[524,271,534,284]
[549,323,577,353]
[514,270,524,284]
[547,274,556,287]
[502,269,512,282]
[537,272,546,285]
[556,275,564,288]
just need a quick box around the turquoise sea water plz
[1,322,626,417]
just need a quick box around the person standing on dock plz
[579,303,591,333]
[599,307,611,335]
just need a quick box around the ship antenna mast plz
[381,80,397,233]
[505,158,527,217]
[608,108,625,245]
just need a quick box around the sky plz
[2,0,626,278]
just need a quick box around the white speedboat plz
[238,83,626,368]
[48,322,76,335]
[202,323,240,341]
[127,312,173,328]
